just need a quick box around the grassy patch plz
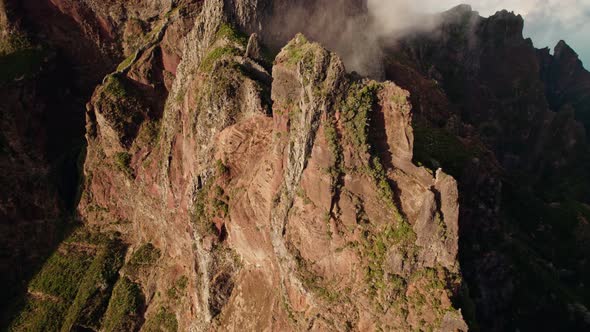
[166,276,189,301]
[200,46,241,72]
[137,120,161,146]
[124,243,161,278]
[412,123,480,177]
[363,223,415,297]
[8,298,67,331]
[97,75,146,144]
[502,181,590,306]
[114,152,134,178]
[282,34,311,66]
[64,229,110,246]
[0,31,32,56]
[324,116,344,192]
[368,157,404,221]
[191,163,231,236]
[341,82,381,151]
[143,306,178,332]
[0,48,45,84]
[103,76,128,99]
[28,251,93,302]
[10,230,127,331]
[292,249,340,303]
[339,81,418,306]
[101,277,144,332]
[215,159,229,176]
[61,241,126,331]
[403,267,454,328]
[192,183,213,235]
[216,23,248,47]
[117,54,135,72]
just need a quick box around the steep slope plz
[0,0,99,318]
[383,4,590,331]
[0,0,199,326]
[6,0,468,330]
[539,40,590,136]
[77,5,467,329]
[4,1,590,331]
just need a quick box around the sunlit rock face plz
[2,1,590,331]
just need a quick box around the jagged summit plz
[555,39,580,61]
[1,0,590,331]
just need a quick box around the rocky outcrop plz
[0,0,201,327]
[539,40,590,135]
[69,7,467,324]
[4,1,590,331]
[384,4,590,331]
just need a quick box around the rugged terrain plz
[1,0,590,331]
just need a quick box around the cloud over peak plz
[369,0,590,66]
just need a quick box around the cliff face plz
[76,1,466,327]
[539,40,590,136]
[383,4,590,331]
[2,1,590,332]
[0,0,95,315]
[4,0,467,331]
[0,0,195,325]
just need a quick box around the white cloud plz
[368,0,590,67]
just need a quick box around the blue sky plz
[368,0,590,69]
[468,0,590,68]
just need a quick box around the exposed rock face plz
[77,15,466,328]
[6,0,466,328]
[0,0,200,326]
[539,40,590,135]
[383,4,590,331]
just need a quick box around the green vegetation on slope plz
[0,48,45,84]
[362,222,416,298]
[103,75,128,99]
[101,277,145,332]
[341,82,381,150]
[8,297,66,332]
[166,276,189,301]
[215,23,248,47]
[282,34,311,66]
[413,123,481,177]
[124,243,161,278]
[0,31,31,56]
[143,306,178,332]
[114,152,134,178]
[27,250,92,302]
[9,246,91,331]
[199,23,248,73]
[502,182,590,319]
[9,231,128,331]
[61,240,127,331]
[200,46,242,72]
[0,30,47,84]
[192,160,231,236]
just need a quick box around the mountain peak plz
[554,39,579,61]
[2,1,590,331]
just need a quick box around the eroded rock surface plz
[4,1,590,332]
[76,18,467,328]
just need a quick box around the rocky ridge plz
[383,4,590,330]
[4,0,467,330]
[78,4,467,327]
[2,1,590,332]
